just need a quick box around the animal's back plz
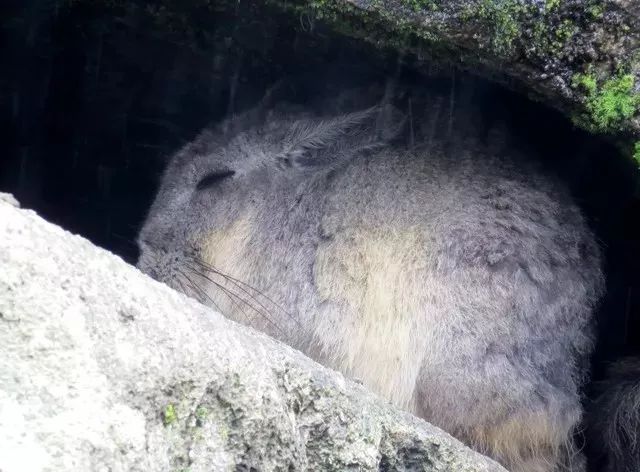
[201,140,601,471]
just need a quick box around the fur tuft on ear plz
[277,104,405,170]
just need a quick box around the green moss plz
[634,142,640,166]
[269,0,638,140]
[461,0,526,57]
[195,406,209,427]
[531,16,576,57]
[555,19,576,42]
[401,0,439,12]
[587,4,604,18]
[163,404,178,426]
[572,72,640,132]
[477,0,523,56]
[573,73,598,95]
[303,0,529,57]
[544,0,560,12]
[218,423,230,441]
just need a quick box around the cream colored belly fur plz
[199,212,442,412]
[312,224,435,410]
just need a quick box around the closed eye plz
[196,170,235,190]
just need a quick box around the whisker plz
[194,258,303,329]
[176,278,189,297]
[179,269,223,314]
[186,270,255,327]
[193,259,286,327]
[184,268,257,326]
[185,264,265,321]
[176,276,216,313]
[185,265,288,339]
[178,274,203,305]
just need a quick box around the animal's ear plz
[276,105,405,170]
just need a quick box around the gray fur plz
[137,90,604,472]
[590,359,640,472]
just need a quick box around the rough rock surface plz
[275,0,640,154]
[0,197,506,471]
[61,0,640,158]
[0,192,19,208]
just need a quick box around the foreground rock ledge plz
[0,196,505,472]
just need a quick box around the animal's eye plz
[196,170,235,190]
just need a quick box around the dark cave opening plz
[2,1,640,469]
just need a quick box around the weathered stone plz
[64,0,640,160]
[0,192,19,208]
[0,196,506,471]
[272,0,640,156]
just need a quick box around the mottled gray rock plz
[271,0,640,153]
[65,0,640,157]
[0,192,19,207]
[0,196,506,472]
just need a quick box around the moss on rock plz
[278,0,640,164]
[634,142,640,166]
[163,403,178,426]
[572,72,640,133]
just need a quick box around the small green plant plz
[475,0,523,56]
[555,19,576,42]
[401,0,439,12]
[196,406,208,419]
[572,72,640,132]
[587,4,604,18]
[633,142,640,167]
[195,406,208,426]
[163,404,178,426]
[545,0,560,12]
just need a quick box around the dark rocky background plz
[1,1,640,468]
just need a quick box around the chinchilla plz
[137,83,604,472]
